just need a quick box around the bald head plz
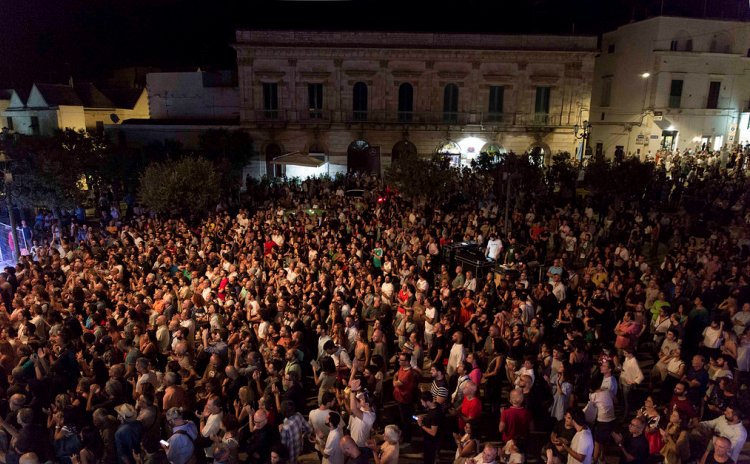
[509,388,524,406]
[340,435,361,458]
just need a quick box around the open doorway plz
[661,130,678,151]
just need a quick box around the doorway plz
[661,130,678,151]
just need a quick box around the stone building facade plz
[234,30,597,176]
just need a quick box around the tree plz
[2,129,113,210]
[139,157,221,215]
[385,153,456,203]
[198,129,254,196]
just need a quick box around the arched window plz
[443,84,459,123]
[346,140,380,174]
[391,140,417,163]
[670,30,693,51]
[436,139,461,166]
[398,83,414,122]
[353,82,368,121]
[480,142,507,162]
[710,31,732,53]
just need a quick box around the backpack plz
[173,430,198,464]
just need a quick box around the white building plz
[1,82,149,137]
[234,30,597,177]
[590,16,750,159]
[110,69,240,148]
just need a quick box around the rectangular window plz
[669,79,683,108]
[607,44,615,54]
[706,81,720,109]
[534,87,551,124]
[307,84,323,119]
[487,86,504,121]
[600,78,612,107]
[262,83,278,119]
[30,116,40,136]
[443,84,459,123]
[5,117,12,131]
[670,40,678,51]
[96,121,104,136]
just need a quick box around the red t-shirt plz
[459,396,482,429]
[500,406,532,442]
[393,367,419,404]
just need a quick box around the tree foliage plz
[385,153,457,203]
[2,129,112,210]
[138,157,221,214]
[198,129,254,195]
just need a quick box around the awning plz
[270,152,325,167]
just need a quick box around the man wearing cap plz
[165,407,197,464]
[114,403,143,464]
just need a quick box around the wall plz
[591,17,750,157]
[235,30,597,173]
[147,72,239,120]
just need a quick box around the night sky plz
[0,0,748,89]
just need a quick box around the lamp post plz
[573,120,592,161]
[0,150,20,263]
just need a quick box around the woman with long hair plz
[549,361,573,421]
[452,421,480,464]
[659,409,690,464]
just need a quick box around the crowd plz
[0,144,748,464]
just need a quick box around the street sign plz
[653,111,663,121]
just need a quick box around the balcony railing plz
[246,110,567,126]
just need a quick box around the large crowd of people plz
[0,145,748,464]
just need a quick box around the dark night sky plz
[0,0,748,88]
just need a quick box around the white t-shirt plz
[424,306,437,335]
[349,410,376,447]
[568,428,594,464]
[486,238,503,260]
[589,390,616,423]
[202,412,223,457]
[308,408,331,450]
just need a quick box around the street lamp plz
[0,150,20,263]
[573,120,592,160]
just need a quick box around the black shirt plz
[429,335,447,365]
[620,433,649,464]
[422,407,444,443]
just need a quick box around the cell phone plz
[160,440,169,447]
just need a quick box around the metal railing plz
[247,109,568,126]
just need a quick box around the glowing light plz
[458,137,487,156]
[641,73,651,78]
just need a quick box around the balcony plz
[245,110,567,127]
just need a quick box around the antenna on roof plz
[66,62,74,87]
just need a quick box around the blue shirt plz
[115,420,143,464]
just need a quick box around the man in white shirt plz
[486,234,503,262]
[424,299,437,349]
[348,380,376,448]
[309,392,335,458]
[619,348,644,419]
[316,323,332,361]
[698,405,748,463]
[558,408,593,464]
[447,331,467,378]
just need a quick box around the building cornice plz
[239,47,595,63]
[235,30,598,52]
